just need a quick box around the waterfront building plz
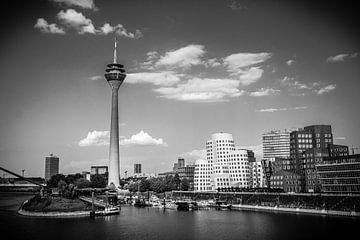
[178,165,195,190]
[316,154,360,193]
[45,153,59,180]
[134,164,142,177]
[262,130,291,160]
[104,40,126,187]
[194,159,213,191]
[178,158,185,168]
[81,171,91,181]
[249,161,267,188]
[195,132,259,191]
[269,170,302,192]
[328,144,349,157]
[90,165,108,182]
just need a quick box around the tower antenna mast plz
[113,37,117,64]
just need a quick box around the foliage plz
[73,178,92,189]
[47,174,66,188]
[126,175,191,193]
[65,173,83,184]
[90,174,107,188]
[180,178,190,191]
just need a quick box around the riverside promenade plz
[172,191,360,217]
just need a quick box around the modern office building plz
[316,154,360,193]
[269,170,302,192]
[45,153,59,180]
[227,148,251,188]
[91,166,108,175]
[194,159,213,191]
[104,40,126,187]
[328,144,349,157]
[263,130,291,160]
[178,165,195,190]
[249,161,267,188]
[134,164,142,176]
[290,125,333,172]
[177,158,185,168]
[194,133,261,191]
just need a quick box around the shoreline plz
[231,204,360,217]
[18,208,90,218]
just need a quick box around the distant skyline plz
[0,0,359,177]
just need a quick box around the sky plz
[0,0,359,178]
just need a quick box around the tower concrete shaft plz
[108,83,121,187]
[104,39,126,187]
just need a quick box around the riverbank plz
[17,195,103,218]
[231,204,360,217]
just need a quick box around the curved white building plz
[194,132,263,192]
[228,148,250,188]
[194,159,213,191]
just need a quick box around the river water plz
[0,193,359,240]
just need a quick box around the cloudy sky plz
[0,0,359,177]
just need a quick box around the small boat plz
[208,200,232,210]
[95,206,120,216]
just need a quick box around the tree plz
[74,178,92,189]
[173,173,181,190]
[91,174,107,188]
[139,179,151,192]
[180,178,190,191]
[47,174,66,188]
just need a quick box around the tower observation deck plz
[104,39,126,188]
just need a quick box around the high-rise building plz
[104,40,126,188]
[134,164,142,175]
[177,158,185,168]
[262,130,291,160]
[45,153,59,180]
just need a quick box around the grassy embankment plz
[22,195,100,212]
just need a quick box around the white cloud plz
[79,130,109,147]
[316,84,336,95]
[154,77,244,102]
[34,18,65,34]
[256,108,287,113]
[228,0,245,10]
[205,58,222,68]
[286,59,295,66]
[281,76,336,95]
[120,131,167,147]
[89,75,102,81]
[326,53,358,62]
[249,88,280,97]
[223,52,272,85]
[50,0,96,10]
[155,45,206,69]
[57,8,96,34]
[294,106,308,110]
[126,72,181,86]
[180,149,206,164]
[54,9,142,38]
[223,52,272,71]
[256,106,308,113]
[238,67,264,85]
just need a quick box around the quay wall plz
[171,191,360,215]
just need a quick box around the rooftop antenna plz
[113,37,117,64]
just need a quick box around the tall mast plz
[113,37,117,64]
